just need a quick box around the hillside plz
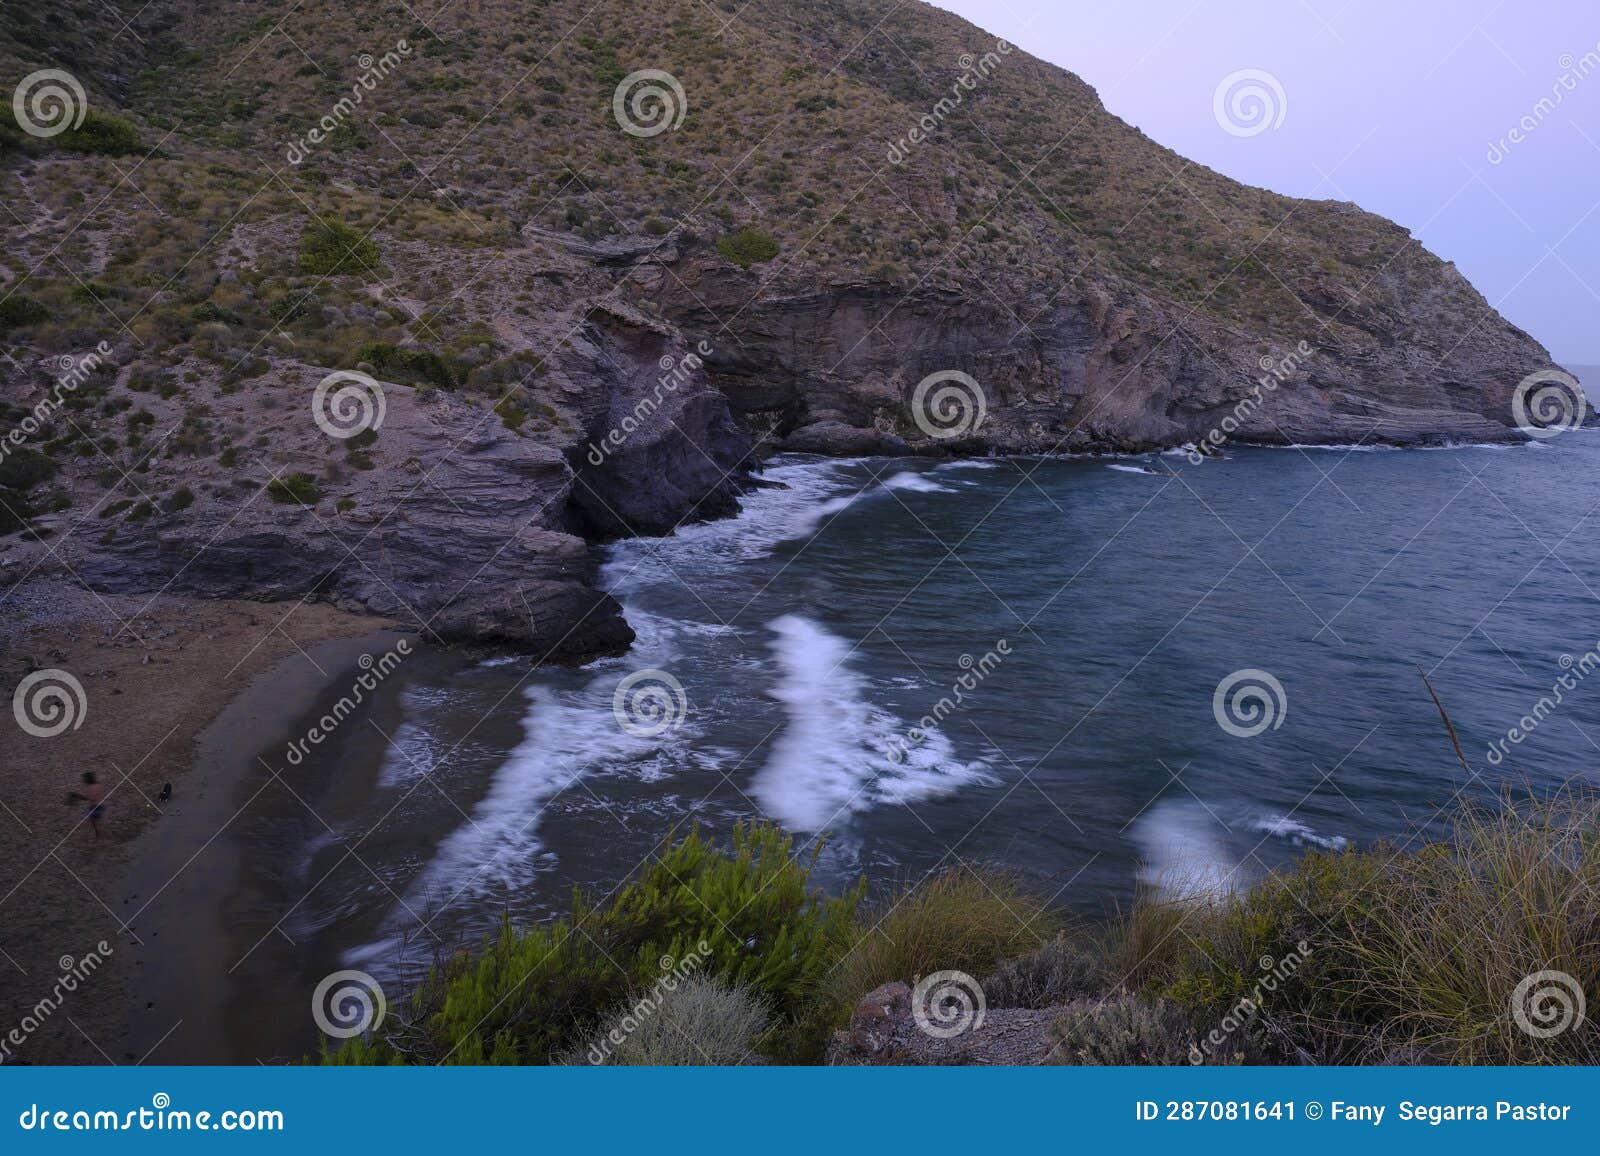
[0,0,1564,652]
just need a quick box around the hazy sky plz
[931,0,1598,363]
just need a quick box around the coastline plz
[0,583,396,1064]
[121,626,417,1065]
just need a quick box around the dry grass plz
[1117,791,1600,1065]
[817,866,1058,1024]
[583,974,770,1066]
[1315,795,1600,1063]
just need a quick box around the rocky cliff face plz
[666,245,1549,456]
[0,0,1570,656]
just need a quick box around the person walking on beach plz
[67,772,106,840]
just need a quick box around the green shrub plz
[325,823,863,1065]
[715,227,779,267]
[356,341,455,389]
[268,292,317,323]
[0,448,56,492]
[299,217,380,276]
[0,499,33,537]
[324,796,1600,1068]
[70,282,114,306]
[579,974,769,1066]
[57,110,144,155]
[162,486,195,513]
[494,396,526,430]
[266,472,321,505]
[0,296,50,330]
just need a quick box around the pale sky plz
[931,0,1598,364]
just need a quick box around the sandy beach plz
[0,580,396,1064]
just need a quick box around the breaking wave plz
[750,614,993,831]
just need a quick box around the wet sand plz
[123,627,419,1064]
[0,587,395,1064]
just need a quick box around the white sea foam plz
[374,685,454,788]
[347,647,713,968]
[881,470,955,493]
[750,614,992,831]
[1251,812,1349,851]
[1272,442,1385,452]
[417,690,658,895]
[601,459,870,597]
[1132,801,1242,899]
[1106,463,1164,476]
[934,458,1002,471]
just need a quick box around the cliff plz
[0,0,1565,653]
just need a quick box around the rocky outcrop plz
[67,386,637,659]
[654,253,1554,457]
[564,309,753,539]
[51,306,758,660]
[1,0,1575,658]
[828,980,1064,1065]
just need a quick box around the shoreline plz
[0,584,396,1064]
[122,627,416,1065]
